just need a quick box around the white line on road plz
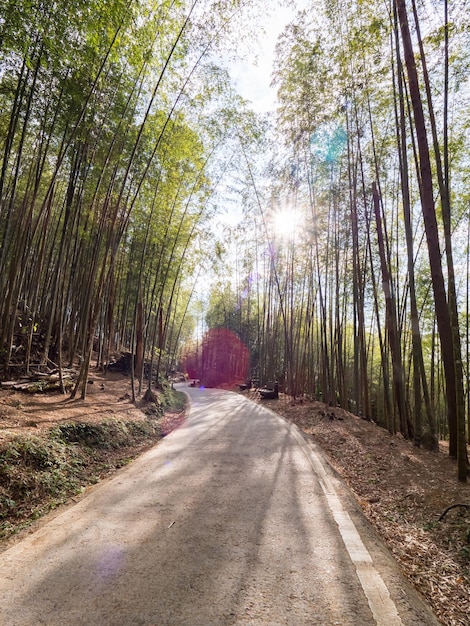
[274,413,404,626]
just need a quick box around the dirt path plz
[0,386,439,625]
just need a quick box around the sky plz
[191,3,301,312]
[228,5,297,113]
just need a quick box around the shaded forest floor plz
[0,375,469,625]
[241,389,470,626]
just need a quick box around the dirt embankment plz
[0,372,185,543]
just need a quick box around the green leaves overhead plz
[0,0,265,395]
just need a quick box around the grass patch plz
[51,419,161,448]
[161,386,186,412]
[0,434,85,534]
[142,382,186,418]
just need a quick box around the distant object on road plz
[238,379,252,391]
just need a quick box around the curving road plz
[0,386,439,625]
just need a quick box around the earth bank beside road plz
[0,373,185,544]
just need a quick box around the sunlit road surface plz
[0,386,439,625]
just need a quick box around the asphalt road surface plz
[0,386,440,625]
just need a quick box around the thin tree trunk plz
[410,0,466,470]
[396,0,466,480]
[392,12,437,446]
[373,182,410,437]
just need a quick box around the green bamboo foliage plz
[0,0,264,396]
[199,0,469,481]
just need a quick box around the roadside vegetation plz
[0,381,185,543]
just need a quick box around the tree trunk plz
[373,182,410,437]
[396,0,466,480]
[410,0,466,472]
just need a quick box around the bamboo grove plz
[0,1,263,397]
[1,0,470,482]
[200,0,470,481]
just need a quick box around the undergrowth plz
[0,416,169,541]
[0,378,187,542]
[0,434,85,536]
[161,386,186,412]
[51,419,160,448]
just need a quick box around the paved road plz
[0,386,439,625]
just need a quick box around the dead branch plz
[438,503,470,522]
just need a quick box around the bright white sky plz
[191,3,302,313]
[229,5,297,113]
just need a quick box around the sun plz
[271,207,301,240]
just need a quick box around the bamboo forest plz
[0,0,470,482]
